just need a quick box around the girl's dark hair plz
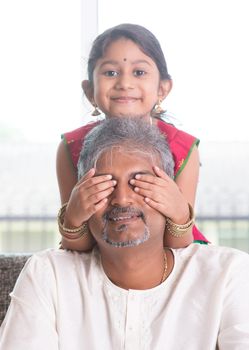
[87,23,171,84]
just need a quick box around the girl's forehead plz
[104,37,140,51]
[101,38,150,61]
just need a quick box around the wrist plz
[169,203,191,225]
[57,203,89,240]
[165,203,195,238]
[63,211,84,230]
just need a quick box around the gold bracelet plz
[166,203,195,238]
[57,202,89,240]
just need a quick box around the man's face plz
[88,148,166,249]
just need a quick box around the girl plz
[56,23,208,250]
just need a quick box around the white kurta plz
[0,244,249,350]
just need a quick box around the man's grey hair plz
[77,117,174,179]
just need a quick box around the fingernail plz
[130,179,135,184]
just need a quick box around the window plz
[1,0,248,252]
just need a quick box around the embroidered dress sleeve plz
[157,120,200,179]
[61,122,99,170]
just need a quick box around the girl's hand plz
[63,168,116,228]
[130,166,190,225]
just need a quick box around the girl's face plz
[85,38,172,120]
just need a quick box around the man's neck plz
[99,247,174,290]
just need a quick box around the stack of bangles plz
[57,202,89,240]
[166,203,195,237]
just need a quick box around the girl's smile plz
[110,95,140,103]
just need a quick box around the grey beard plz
[102,224,150,248]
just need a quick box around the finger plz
[85,197,109,217]
[86,179,117,196]
[132,173,157,184]
[77,168,96,184]
[89,186,115,204]
[153,166,172,181]
[144,197,167,215]
[130,176,167,190]
[78,174,114,191]
[130,178,161,190]
[94,198,109,212]
[134,187,162,202]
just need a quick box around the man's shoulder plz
[25,249,96,273]
[175,243,249,272]
[187,243,248,258]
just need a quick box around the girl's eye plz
[134,70,146,77]
[104,70,119,77]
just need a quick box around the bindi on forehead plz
[123,58,127,62]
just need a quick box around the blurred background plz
[0,0,249,253]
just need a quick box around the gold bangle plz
[166,203,195,238]
[57,202,89,240]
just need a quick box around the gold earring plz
[151,99,166,117]
[91,103,101,116]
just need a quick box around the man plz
[0,118,249,349]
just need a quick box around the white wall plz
[98,0,249,142]
[0,0,83,142]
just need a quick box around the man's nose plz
[110,182,134,207]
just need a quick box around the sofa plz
[0,254,31,325]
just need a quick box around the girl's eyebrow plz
[131,59,152,66]
[99,59,152,69]
[99,60,119,69]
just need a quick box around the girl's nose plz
[114,73,134,90]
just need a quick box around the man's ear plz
[82,80,94,103]
[158,79,173,100]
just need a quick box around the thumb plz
[77,168,95,184]
[153,166,171,181]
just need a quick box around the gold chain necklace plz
[160,250,168,284]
